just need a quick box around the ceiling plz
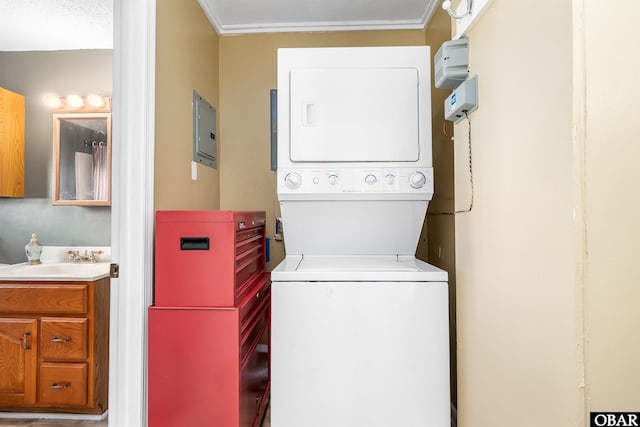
[198,0,440,34]
[0,0,113,51]
[0,0,440,51]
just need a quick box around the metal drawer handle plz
[22,331,31,350]
[51,382,71,389]
[50,336,72,343]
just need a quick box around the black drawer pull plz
[50,336,72,343]
[51,382,71,389]
[180,237,210,250]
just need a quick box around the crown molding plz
[197,0,440,35]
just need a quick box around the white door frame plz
[109,0,156,425]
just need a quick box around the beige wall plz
[218,30,428,269]
[152,1,640,424]
[155,0,220,210]
[423,6,458,405]
[453,1,579,426]
[582,0,640,413]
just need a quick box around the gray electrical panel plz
[192,90,217,169]
[434,38,469,89]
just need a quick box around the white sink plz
[0,262,110,281]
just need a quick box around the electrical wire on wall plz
[430,111,474,215]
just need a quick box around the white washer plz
[272,47,450,427]
[271,256,450,427]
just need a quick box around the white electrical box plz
[434,38,469,89]
[444,75,478,123]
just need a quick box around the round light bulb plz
[66,94,84,108]
[442,0,452,10]
[87,94,105,108]
[43,94,62,109]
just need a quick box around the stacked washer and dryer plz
[271,46,451,427]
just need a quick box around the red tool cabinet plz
[148,210,270,427]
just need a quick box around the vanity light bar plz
[52,95,112,113]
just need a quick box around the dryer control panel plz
[278,167,433,200]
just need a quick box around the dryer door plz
[289,67,420,163]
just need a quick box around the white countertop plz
[0,246,111,281]
[0,262,111,281]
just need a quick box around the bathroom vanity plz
[0,263,110,415]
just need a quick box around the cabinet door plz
[0,318,37,405]
[0,87,25,198]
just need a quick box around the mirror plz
[52,100,111,206]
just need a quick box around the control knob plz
[284,172,302,189]
[385,174,396,185]
[409,171,426,189]
[328,174,339,185]
[364,174,377,185]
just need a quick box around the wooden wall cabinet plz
[0,87,25,198]
[0,278,110,414]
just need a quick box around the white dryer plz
[272,47,451,427]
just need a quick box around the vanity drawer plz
[40,318,88,360]
[39,362,88,406]
[0,283,88,314]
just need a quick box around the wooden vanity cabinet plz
[0,278,109,414]
[0,318,38,406]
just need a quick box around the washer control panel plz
[278,168,433,195]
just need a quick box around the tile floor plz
[0,403,271,426]
[0,419,107,427]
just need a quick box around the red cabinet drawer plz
[238,273,270,322]
[240,299,269,365]
[155,210,266,307]
[240,328,269,427]
[148,297,271,426]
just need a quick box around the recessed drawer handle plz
[51,382,71,390]
[50,336,72,343]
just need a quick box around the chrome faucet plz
[67,250,103,263]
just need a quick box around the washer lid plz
[272,255,448,282]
